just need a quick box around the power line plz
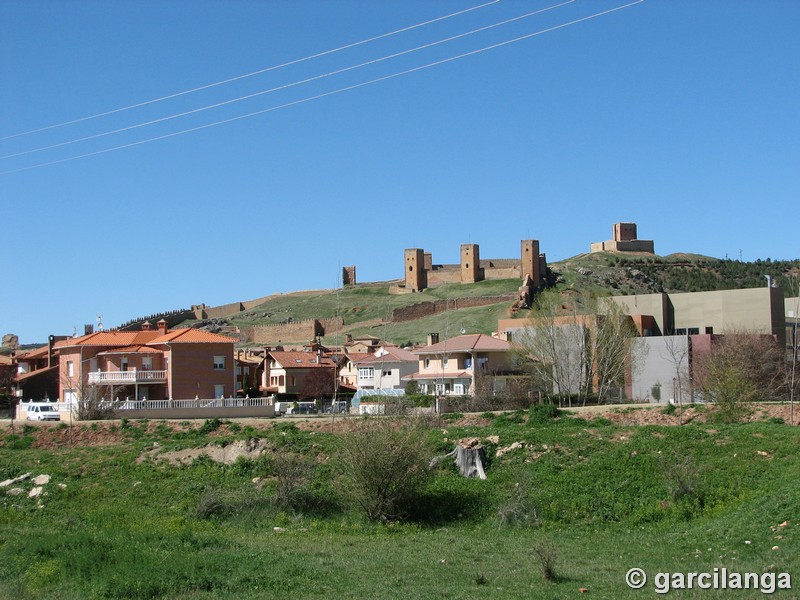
[1,1,645,176]
[1,0,575,160]
[0,0,500,142]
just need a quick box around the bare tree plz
[513,291,640,406]
[62,372,116,421]
[692,332,786,421]
[512,291,592,407]
[590,300,642,403]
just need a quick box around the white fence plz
[15,397,275,420]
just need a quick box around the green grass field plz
[1,412,798,599]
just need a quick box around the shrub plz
[528,403,561,424]
[496,478,540,528]
[272,451,315,510]
[336,417,433,522]
[199,418,222,435]
[532,539,559,582]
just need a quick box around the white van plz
[26,403,61,422]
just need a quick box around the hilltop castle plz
[590,222,654,254]
[400,240,547,292]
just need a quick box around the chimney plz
[157,319,168,334]
[427,333,440,346]
[141,321,152,331]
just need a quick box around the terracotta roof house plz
[12,336,67,401]
[338,352,372,387]
[403,333,522,397]
[54,320,236,402]
[353,345,418,391]
[263,349,337,396]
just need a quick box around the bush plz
[528,403,561,424]
[336,417,433,522]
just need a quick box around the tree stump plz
[430,437,488,479]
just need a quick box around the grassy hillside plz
[173,253,800,346]
[225,279,521,346]
[1,411,798,599]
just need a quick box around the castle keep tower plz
[460,244,481,283]
[404,248,426,291]
[613,222,637,242]
[341,265,356,286]
[520,239,541,287]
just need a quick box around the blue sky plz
[2,0,799,344]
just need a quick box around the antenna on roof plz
[96,314,104,332]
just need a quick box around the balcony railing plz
[88,369,167,384]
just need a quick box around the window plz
[478,357,489,370]
[443,357,449,368]
[358,367,374,379]
[454,383,464,395]
[121,357,128,372]
[464,357,472,369]
[142,357,152,371]
[424,358,431,369]
[214,384,225,399]
[382,370,392,377]
[66,361,74,377]
[213,356,225,370]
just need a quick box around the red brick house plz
[54,320,236,402]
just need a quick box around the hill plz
[176,253,800,346]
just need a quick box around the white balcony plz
[88,369,167,384]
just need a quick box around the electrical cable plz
[0,1,644,176]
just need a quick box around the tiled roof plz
[15,365,58,382]
[357,345,417,365]
[268,351,336,369]
[148,329,237,344]
[343,352,372,365]
[414,334,510,355]
[14,345,50,360]
[98,345,163,355]
[55,330,161,348]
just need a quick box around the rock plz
[486,435,499,445]
[6,488,25,496]
[273,527,287,533]
[458,437,482,449]
[0,473,31,488]
[496,442,525,458]
[32,474,50,486]
[2,333,19,350]
[29,487,43,498]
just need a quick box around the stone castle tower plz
[404,248,426,291]
[460,244,480,283]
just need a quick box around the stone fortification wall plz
[391,294,516,323]
[249,317,344,344]
[242,295,280,310]
[421,261,522,287]
[193,302,245,320]
[116,309,195,331]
